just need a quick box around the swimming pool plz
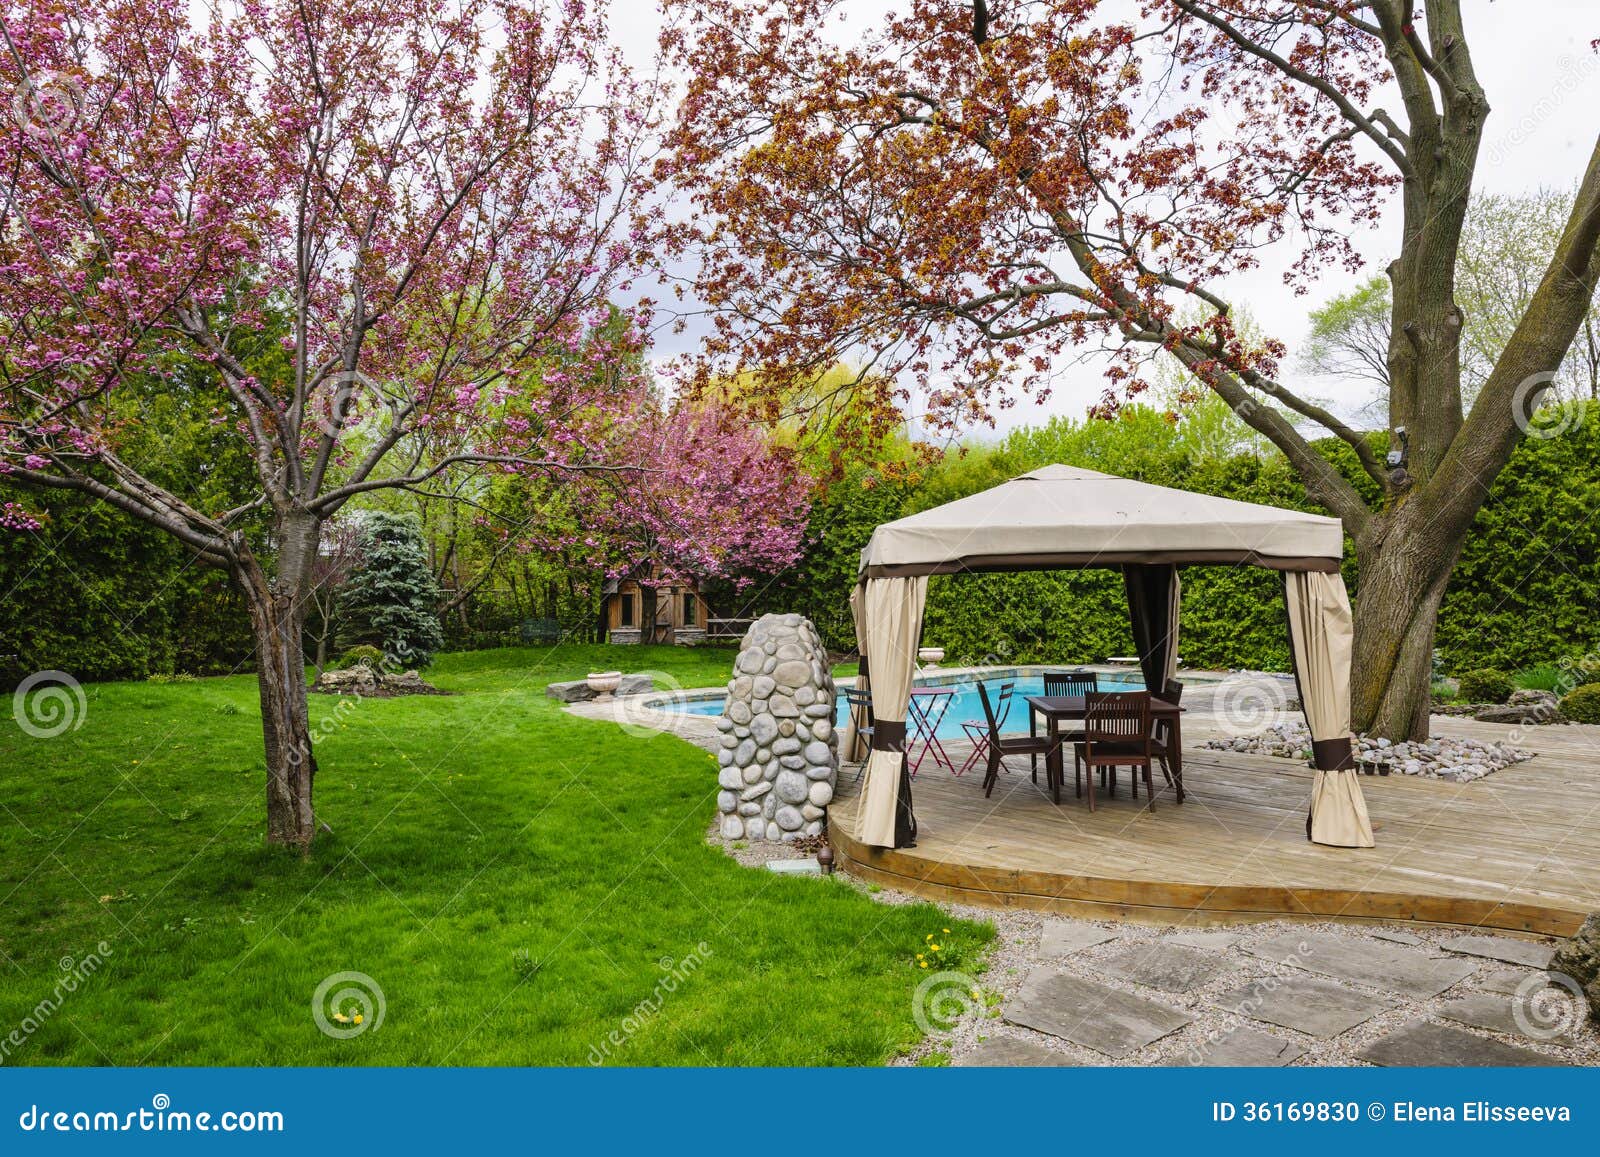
[656,670,1149,741]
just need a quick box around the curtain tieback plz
[871,720,907,752]
[1311,736,1354,771]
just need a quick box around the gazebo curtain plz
[841,584,870,763]
[1123,564,1181,693]
[846,565,1371,852]
[1285,570,1374,848]
[854,576,927,848]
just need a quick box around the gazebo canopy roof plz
[858,464,1344,577]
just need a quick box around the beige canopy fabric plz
[1286,570,1374,848]
[860,464,1345,575]
[847,465,1370,852]
[856,576,927,847]
[840,583,869,763]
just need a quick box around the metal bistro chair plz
[1031,671,1098,782]
[977,681,1062,800]
[842,685,875,782]
[1073,691,1155,811]
[1150,678,1185,801]
[956,718,990,776]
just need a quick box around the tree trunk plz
[1349,510,1466,741]
[233,513,322,850]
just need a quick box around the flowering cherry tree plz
[0,0,675,847]
[664,0,1600,739]
[587,401,811,586]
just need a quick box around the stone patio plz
[893,912,1599,1068]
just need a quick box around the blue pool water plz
[660,671,1147,741]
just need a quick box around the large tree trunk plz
[233,512,323,850]
[1348,509,1467,741]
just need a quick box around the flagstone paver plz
[1370,928,1425,946]
[1166,1026,1306,1067]
[1166,929,1243,951]
[1005,968,1191,1059]
[1442,934,1555,969]
[1246,931,1476,999]
[1213,974,1396,1038]
[1436,992,1576,1045]
[1358,1019,1562,1067]
[1479,968,1561,997]
[1099,941,1232,994]
[954,1036,1074,1067]
[1039,922,1120,958]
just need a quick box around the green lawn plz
[0,645,988,1065]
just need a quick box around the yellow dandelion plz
[931,944,941,952]
[919,960,929,968]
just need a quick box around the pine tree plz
[338,513,445,669]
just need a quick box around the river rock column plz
[714,613,837,842]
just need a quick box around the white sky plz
[611,0,1600,440]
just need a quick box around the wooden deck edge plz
[829,821,1587,937]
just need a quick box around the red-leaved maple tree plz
[664,0,1600,739]
[0,0,680,847]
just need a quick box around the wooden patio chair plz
[1031,670,1097,782]
[977,680,1062,801]
[1073,691,1155,811]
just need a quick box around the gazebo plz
[848,464,1373,851]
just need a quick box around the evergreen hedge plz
[6,402,1599,688]
[759,402,1600,680]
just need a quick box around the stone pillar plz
[714,613,837,842]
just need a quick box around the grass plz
[1512,663,1567,693]
[0,645,986,1065]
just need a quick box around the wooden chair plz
[1073,692,1155,811]
[1150,679,1185,801]
[842,685,874,781]
[977,681,1063,801]
[1030,671,1097,781]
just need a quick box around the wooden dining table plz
[1025,695,1186,809]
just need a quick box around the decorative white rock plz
[714,613,838,843]
[1199,721,1533,782]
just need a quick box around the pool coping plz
[575,663,1250,744]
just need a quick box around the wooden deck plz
[828,717,1600,935]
